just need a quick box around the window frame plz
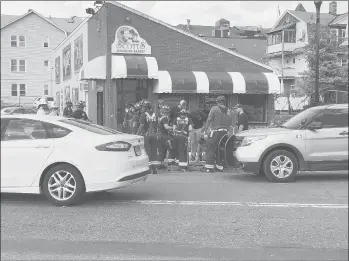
[43,122,72,139]
[19,84,26,96]
[44,84,49,96]
[44,36,50,48]
[11,84,18,96]
[237,94,268,123]
[3,118,49,141]
[310,108,348,129]
[10,59,26,72]
[44,60,50,71]
[10,35,26,47]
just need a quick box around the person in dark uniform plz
[157,104,172,169]
[200,96,233,173]
[173,109,193,172]
[123,103,135,134]
[70,101,89,121]
[130,102,142,135]
[234,104,249,132]
[137,100,159,174]
[63,101,73,117]
[169,100,187,126]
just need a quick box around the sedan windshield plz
[59,119,123,135]
[282,106,324,129]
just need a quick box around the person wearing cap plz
[70,101,89,121]
[48,105,59,116]
[63,100,73,117]
[200,95,233,173]
[137,100,159,174]
[234,104,249,132]
[157,104,173,169]
[172,109,193,172]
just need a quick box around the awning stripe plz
[79,55,158,80]
[206,72,234,93]
[125,56,148,78]
[154,71,280,95]
[168,71,197,93]
[192,72,209,93]
[240,72,269,94]
[228,72,245,93]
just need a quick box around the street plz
[1,170,348,260]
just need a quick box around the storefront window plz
[238,94,267,122]
[200,94,228,115]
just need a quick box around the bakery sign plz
[111,25,151,55]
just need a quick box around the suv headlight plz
[241,136,267,147]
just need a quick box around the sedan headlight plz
[240,136,267,147]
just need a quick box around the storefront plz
[57,2,280,130]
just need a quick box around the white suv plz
[234,104,348,183]
[33,97,55,108]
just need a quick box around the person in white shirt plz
[37,103,47,116]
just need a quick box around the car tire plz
[262,150,298,183]
[42,164,86,206]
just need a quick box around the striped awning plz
[153,71,281,94]
[79,55,158,80]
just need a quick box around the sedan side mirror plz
[307,121,323,130]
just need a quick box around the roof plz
[288,10,336,25]
[1,11,82,33]
[176,24,241,37]
[202,37,267,62]
[329,12,348,26]
[110,1,273,71]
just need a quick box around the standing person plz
[172,109,193,172]
[188,108,207,162]
[169,100,187,126]
[157,104,172,169]
[234,104,249,133]
[123,104,134,134]
[63,101,73,117]
[137,101,159,174]
[200,96,233,173]
[131,102,142,135]
[36,102,47,116]
[70,101,89,121]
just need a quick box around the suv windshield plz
[59,119,123,135]
[46,97,54,101]
[282,106,324,129]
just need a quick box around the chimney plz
[186,19,191,30]
[329,1,337,15]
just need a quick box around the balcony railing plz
[267,42,305,54]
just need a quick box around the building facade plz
[54,2,280,130]
[266,2,348,95]
[0,10,82,105]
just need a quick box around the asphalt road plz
[1,170,348,260]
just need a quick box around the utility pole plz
[314,1,322,106]
[281,29,285,95]
[104,2,113,128]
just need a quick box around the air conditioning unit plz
[80,81,88,92]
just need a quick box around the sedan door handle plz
[35,145,50,148]
[339,131,348,136]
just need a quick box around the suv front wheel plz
[263,150,298,183]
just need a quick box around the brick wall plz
[88,3,271,73]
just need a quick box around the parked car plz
[33,96,55,109]
[1,107,36,115]
[234,104,348,183]
[1,115,149,206]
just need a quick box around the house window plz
[10,84,26,96]
[11,60,17,72]
[237,94,267,122]
[19,84,26,96]
[44,85,49,95]
[10,35,25,47]
[284,30,296,43]
[19,60,26,72]
[44,36,49,48]
[11,84,18,96]
[10,59,26,72]
[44,60,49,71]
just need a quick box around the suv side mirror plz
[307,121,323,130]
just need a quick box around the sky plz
[1,1,348,28]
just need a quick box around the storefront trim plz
[79,55,158,80]
[154,71,280,94]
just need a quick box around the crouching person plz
[173,109,193,172]
[137,101,159,174]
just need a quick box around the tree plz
[299,24,348,105]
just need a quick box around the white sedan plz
[1,115,150,206]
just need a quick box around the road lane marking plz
[113,200,348,209]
